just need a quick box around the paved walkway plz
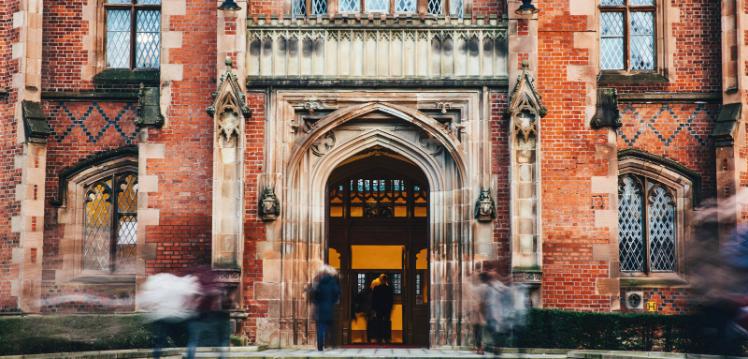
[195,348,569,358]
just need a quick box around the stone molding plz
[259,89,491,347]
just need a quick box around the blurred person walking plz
[469,271,489,354]
[137,272,200,359]
[186,266,230,359]
[311,265,341,351]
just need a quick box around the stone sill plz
[72,274,136,285]
[620,274,688,288]
[247,76,508,89]
[42,90,139,101]
[597,72,669,85]
[93,69,160,86]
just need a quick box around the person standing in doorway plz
[370,273,394,344]
[311,265,341,351]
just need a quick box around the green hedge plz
[0,314,187,356]
[511,309,699,352]
[0,310,741,355]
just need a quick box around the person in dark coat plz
[370,273,394,344]
[311,265,341,351]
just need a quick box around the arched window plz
[617,151,698,279]
[618,174,676,273]
[83,171,138,273]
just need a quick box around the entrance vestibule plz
[326,151,430,347]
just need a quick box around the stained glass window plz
[617,174,676,273]
[600,0,655,71]
[427,0,443,15]
[395,0,416,13]
[105,0,161,69]
[83,172,138,273]
[328,178,428,219]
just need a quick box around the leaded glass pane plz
[311,0,327,15]
[339,0,360,12]
[630,11,655,71]
[630,0,654,5]
[600,0,624,5]
[291,0,306,15]
[648,185,676,271]
[618,176,645,272]
[137,0,161,4]
[135,10,160,69]
[106,9,131,68]
[83,180,113,271]
[115,174,137,272]
[427,0,443,15]
[600,12,624,70]
[449,0,464,18]
[366,0,389,13]
[107,0,131,3]
[395,0,416,13]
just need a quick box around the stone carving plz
[418,132,444,156]
[207,58,251,119]
[590,88,622,130]
[311,131,336,156]
[217,102,241,147]
[436,102,452,114]
[259,187,281,222]
[508,61,547,119]
[474,189,496,222]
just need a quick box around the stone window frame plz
[83,0,162,81]
[597,0,675,83]
[57,155,138,284]
[618,154,694,285]
[102,0,162,70]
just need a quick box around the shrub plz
[0,314,187,355]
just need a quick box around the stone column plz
[11,0,46,313]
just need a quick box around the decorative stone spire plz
[508,61,547,118]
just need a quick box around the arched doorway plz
[325,149,429,347]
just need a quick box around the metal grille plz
[427,0,442,15]
[648,185,676,271]
[395,0,416,13]
[600,12,624,70]
[115,174,138,272]
[366,0,389,12]
[339,0,360,12]
[106,9,131,68]
[135,10,160,68]
[292,0,306,15]
[83,180,113,271]
[629,11,654,70]
[618,176,645,272]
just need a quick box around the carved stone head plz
[259,187,280,221]
[474,189,496,223]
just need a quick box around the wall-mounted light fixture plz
[218,0,241,11]
[516,0,539,15]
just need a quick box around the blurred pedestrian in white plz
[138,272,200,359]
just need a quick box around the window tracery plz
[328,178,428,219]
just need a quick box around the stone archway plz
[257,91,495,348]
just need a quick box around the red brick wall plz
[472,0,504,17]
[39,101,138,313]
[240,92,266,342]
[490,92,511,276]
[601,0,721,94]
[0,0,21,314]
[142,1,216,275]
[617,103,718,197]
[537,0,613,311]
[42,0,94,91]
